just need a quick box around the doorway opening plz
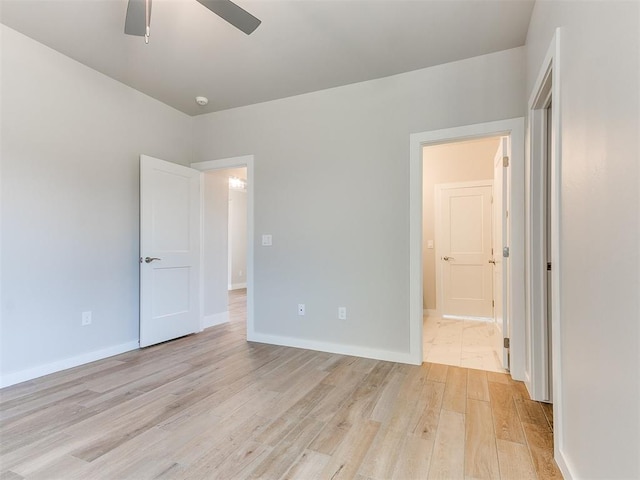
[527,31,560,406]
[227,169,248,325]
[191,155,254,340]
[422,137,505,373]
[409,118,526,381]
[526,27,563,467]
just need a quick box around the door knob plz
[489,259,496,264]
[443,256,455,261]
[144,257,161,263]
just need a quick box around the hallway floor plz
[423,316,506,373]
[228,287,247,320]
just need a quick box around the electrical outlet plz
[262,234,273,246]
[82,311,92,326]
[298,304,305,316]
[338,307,347,320]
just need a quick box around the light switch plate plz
[262,234,272,246]
[427,240,434,249]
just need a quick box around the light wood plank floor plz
[1,290,562,479]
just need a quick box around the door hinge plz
[491,196,493,204]
[492,300,495,308]
[547,262,552,271]
[503,156,509,167]
[504,337,510,349]
[503,246,510,258]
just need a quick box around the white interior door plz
[493,137,510,369]
[439,183,493,318]
[140,155,201,348]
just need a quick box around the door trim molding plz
[434,180,493,321]
[527,28,569,479]
[409,118,525,378]
[191,155,255,341]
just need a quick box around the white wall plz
[193,47,525,359]
[0,26,194,384]
[202,171,230,320]
[229,188,247,289]
[526,2,639,478]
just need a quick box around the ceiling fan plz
[124,0,261,43]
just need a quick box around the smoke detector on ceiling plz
[195,96,209,106]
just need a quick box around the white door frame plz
[493,137,510,369]
[434,180,494,321]
[409,118,525,381]
[527,28,565,472]
[191,155,255,339]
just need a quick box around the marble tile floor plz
[423,315,507,373]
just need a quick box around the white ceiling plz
[1,0,535,116]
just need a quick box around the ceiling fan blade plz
[196,0,261,35]
[124,0,151,36]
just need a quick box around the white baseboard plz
[228,283,247,291]
[556,447,575,480]
[247,331,418,365]
[442,314,494,322]
[0,340,139,389]
[423,309,439,317]
[203,311,229,329]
